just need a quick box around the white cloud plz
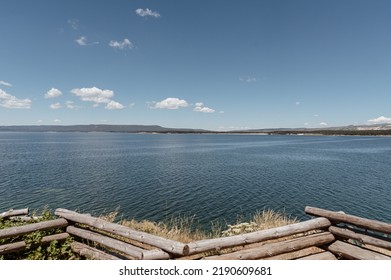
[135,8,160,18]
[50,102,62,110]
[45,88,62,99]
[109,39,133,50]
[68,19,79,30]
[37,120,43,123]
[71,86,124,110]
[128,102,135,108]
[304,122,310,126]
[194,102,215,113]
[368,116,391,124]
[0,80,12,87]
[75,36,87,46]
[0,89,31,109]
[66,101,75,109]
[239,76,257,83]
[105,100,125,110]
[319,122,328,127]
[295,101,301,105]
[150,97,189,110]
[219,111,225,114]
[71,87,114,104]
[53,119,61,123]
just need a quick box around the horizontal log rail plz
[0,218,68,239]
[0,233,69,255]
[329,226,391,251]
[297,251,337,260]
[205,232,335,260]
[55,208,189,256]
[187,217,330,255]
[0,208,29,219]
[71,241,121,260]
[66,226,145,260]
[305,206,391,234]
[328,240,391,260]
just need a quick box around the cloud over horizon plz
[45,88,62,99]
[0,89,32,109]
[194,102,215,113]
[368,116,391,124]
[239,76,257,83]
[106,100,125,110]
[71,86,124,110]
[50,102,62,110]
[67,19,79,30]
[75,36,87,46]
[109,39,133,50]
[135,8,160,18]
[0,80,12,87]
[150,97,189,110]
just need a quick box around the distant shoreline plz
[0,124,390,137]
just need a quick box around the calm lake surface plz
[1,132,390,228]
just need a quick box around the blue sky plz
[1,0,391,130]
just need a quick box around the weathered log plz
[328,240,391,260]
[297,251,337,260]
[71,241,121,260]
[187,217,330,255]
[263,247,324,260]
[0,208,29,219]
[205,232,335,260]
[329,226,391,250]
[55,208,188,256]
[0,218,68,239]
[0,233,69,255]
[66,226,145,259]
[305,206,391,234]
[142,249,171,260]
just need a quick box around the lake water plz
[0,132,390,228]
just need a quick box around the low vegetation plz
[0,209,76,260]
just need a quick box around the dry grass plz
[114,208,297,243]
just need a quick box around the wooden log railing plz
[55,208,188,256]
[305,206,391,260]
[0,233,69,255]
[0,208,29,219]
[0,217,70,256]
[205,232,335,260]
[305,206,391,234]
[0,218,68,239]
[187,217,331,255]
[1,206,390,260]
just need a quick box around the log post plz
[0,218,68,239]
[55,208,189,256]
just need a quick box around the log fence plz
[0,206,390,260]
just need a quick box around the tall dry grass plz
[100,208,298,243]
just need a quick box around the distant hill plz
[0,123,390,135]
[0,125,209,133]
[228,123,391,136]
